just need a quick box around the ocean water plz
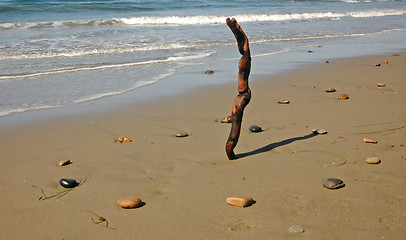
[1,0,405,117]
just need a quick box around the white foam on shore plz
[1,9,404,30]
[0,51,214,80]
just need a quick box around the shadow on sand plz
[235,133,318,159]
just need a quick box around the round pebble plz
[249,125,262,133]
[377,83,386,87]
[289,225,305,233]
[322,178,345,190]
[117,197,142,209]
[366,157,381,164]
[59,178,78,188]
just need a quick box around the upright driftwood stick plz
[225,18,251,160]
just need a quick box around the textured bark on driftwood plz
[225,18,251,160]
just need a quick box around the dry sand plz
[0,53,405,239]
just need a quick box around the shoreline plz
[1,52,405,239]
[2,30,405,127]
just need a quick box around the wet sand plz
[0,53,405,239]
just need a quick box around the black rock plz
[249,125,262,133]
[59,178,78,188]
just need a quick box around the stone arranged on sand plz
[377,83,386,87]
[58,160,71,166]
[117,197,142,209]
[59,178,78,188]
[289,225,305,233]
[325,87,336,93]
[337,93,349,100]
[221,116,232,123]
[116,137,132,143]
[175,131,189,137]
[312,129,327,135]
[322,178,345,190]
[204,70,214,75]
[226,197,253,207]
[366,157,381,164]
[364,137,378,143]
[249,125,262,133]
[278,100,290,104]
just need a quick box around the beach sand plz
[0,53,405,239]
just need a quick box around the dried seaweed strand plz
[32,177,88,201]
[354,120,406,128]
[355,125,405,134]
[298,150,347,167]
[87,211,117,230]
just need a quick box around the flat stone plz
[226,197,253,207]
[325,88,336,93]
[116,137,132,143]
[59,178,78,188]
[175,131,189,137]
[221,116,232,123]
[364,137,378,143]
[289,225,305,233]
[366,157,381,164]
[249,125,262,133]
[278,100,290,104]
[312,129,327,135]
[322,178,345,190]
[58,160,71,166]
[204,70,214,75]
[377,83,386,87]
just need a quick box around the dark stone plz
[59,178,78,188]
[204,70,214,75]
[249,125,262,133]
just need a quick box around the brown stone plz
[58,160,71,166]
[366,157,380,164]
[117,137,132,143]
[364,137,378,143]
[337,93,349,100]
[377,83,386,87]
[117,197,142,209]
[226,197,253,207]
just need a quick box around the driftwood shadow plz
[235,133,317,159]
